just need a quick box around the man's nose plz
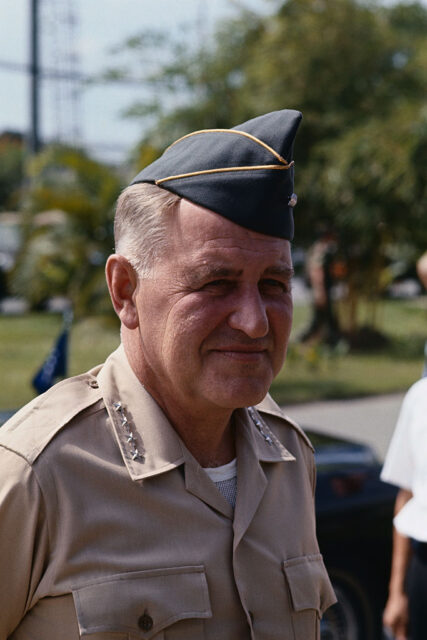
[227,287,269,338]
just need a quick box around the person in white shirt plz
[381,253,427,640]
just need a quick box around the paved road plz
[282,392,406,462]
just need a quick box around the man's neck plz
[123,335,236,467]
[145,386,236,467]
[163,406,236,468]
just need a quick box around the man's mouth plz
[211,346,268,362]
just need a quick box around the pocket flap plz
[283,554,336,616]
[73,565,212,638]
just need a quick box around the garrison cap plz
[130,109,302,240]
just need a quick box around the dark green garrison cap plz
[130,109,302,240]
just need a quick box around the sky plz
[0,0,270,163]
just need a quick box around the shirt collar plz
[97,345,185,481]
[97,345,295,482]
[239,405,296,463]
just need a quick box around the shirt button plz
[138,613,153,631]
[88,379,99,389]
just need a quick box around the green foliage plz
[12,146,123,315]
[239,0,427,245]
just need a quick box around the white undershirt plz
[204,458,238,508]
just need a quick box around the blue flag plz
[32,311,72,394]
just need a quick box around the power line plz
[0,58,146,85]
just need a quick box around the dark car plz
[309,430,397,640]
[0,412,396,639]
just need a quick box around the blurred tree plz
[104,12,263,152]
[110,0,426,336]
[12,146,122,316]
[0,132,25,211]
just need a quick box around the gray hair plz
[114,183,181,277]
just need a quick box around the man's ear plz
[105,254,139,329]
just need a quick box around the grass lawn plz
[0,298,426,410]
[272,297,427,405]
[0,314,120,410]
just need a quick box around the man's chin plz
[209,380,272,410]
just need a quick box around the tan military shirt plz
[0,346,335,639]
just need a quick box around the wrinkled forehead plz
[167,198,292,270]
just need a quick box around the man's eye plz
[203,279,232,290]
[208,279,228,286]
[260,279,291,293]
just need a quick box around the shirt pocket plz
[72,565,212,640]
[283,554,336,640]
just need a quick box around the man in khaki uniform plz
[0,110,335,639]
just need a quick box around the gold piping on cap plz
[155,162,294,186]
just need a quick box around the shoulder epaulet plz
[255,394,314,452]
[0,370,103,464]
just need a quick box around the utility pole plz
[29,0,41,154]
